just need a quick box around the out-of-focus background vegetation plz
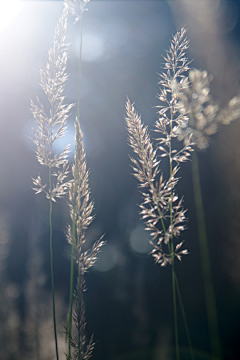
[0,0,240,359]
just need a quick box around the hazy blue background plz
[0,1,240,359]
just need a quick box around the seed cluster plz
[126,28,194,266]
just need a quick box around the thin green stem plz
[76,19,83,360]
[77,272,83,360]
[49,166,59,360]
[175,275,195,360]
[169,107,179,360]
[67,206,76,359]
[172,264,179,360]
[67,16,84,360]
[77,19,83,120]
[165,241,194,360]
[191,150,221,359]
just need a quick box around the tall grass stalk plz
[174,67,224,358]
[31,2,104,359]
[191,151,221,359]
[64,1,90,358]
[66,118,105,360]
[31,7,73,359]
[174,65,240,359]
[64,3,105,360]
[175,274,194,360]
[49,191,58,360]
[169,107,179,360]
[125,28,194,359]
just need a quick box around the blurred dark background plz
[0,0,240,359]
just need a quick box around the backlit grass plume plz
[126,27,194,360]
[63,1,103,359]
[30,7,73,360]
[66,118,105,360]
[174,58,240,360]
[173,65,240,358]
[126,28,193,267]
[176,68,240,150]
[64,0,90,24]
[31,7,73,201]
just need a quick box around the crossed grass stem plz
[66,118,105,360]
[126,98,193,360]
[126,102,179,353]
[158,113,192,360]
[64,3,106,360]
[125,27,195,360]
[65,2,86,358]
[49,171,59,360]
[31,7,73,359]
[32,2,104,359]
[175,66,227,358]
[174,66,232,359]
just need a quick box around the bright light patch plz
[93,243,118,272]
[82,33,104,62]
[24,120,76,158]
[129,225,152,254]
[52,125,76,157]
[0,1,24,35]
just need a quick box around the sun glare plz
[0,0,24,35]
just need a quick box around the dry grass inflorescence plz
[65,0,90,24]
[28,1,240,359]
[175,68,240,150]
[31,1,105,359]
[66,119,105,360]
[125,28,196,360]
[126,28,194,267]
[31,7,72,202]
[174,52,240,359]
[31,8,72,360]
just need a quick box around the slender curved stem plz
[67,16,84,360]
[77,271,84,360]
[191,150,221,359]
[172,265,179,360]
[77,19,83,121]
[169,107,179,360]
[49,167,59,360]
[67,205,76,359]
[175,274,195,360]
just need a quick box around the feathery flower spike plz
[66,118,105,359]
[175,68,240,150]
[64,0,90,24]
[126,27,194,266]
[31,7,74,201]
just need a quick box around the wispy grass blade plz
[173,64,240,358]
[175,273,195,360]
[191,150,221,359]
[175,64,240,359]
[31,7,73,360]
[66,117,105,360]
[63,1,91,357]
[125,27,194,359]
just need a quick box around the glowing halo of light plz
[0,0,24,35]
[93,243,118,272]
[74,32,105,63]
[129,225,152,254]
